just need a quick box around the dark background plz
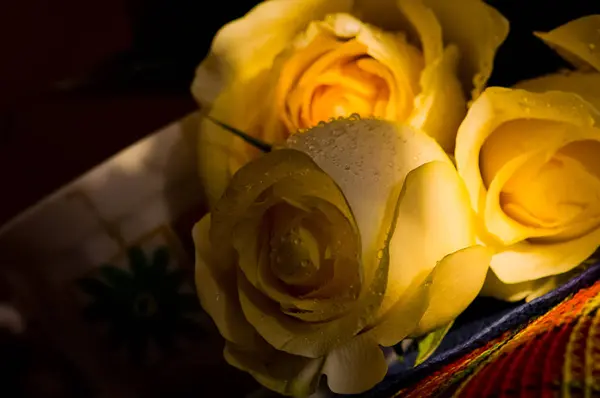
[1,0,599,226]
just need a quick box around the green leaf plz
[77,277,112,299]
[128,247,148,277]
[414,322,453,367]
[151,247,170,274]
[98,266,134,290]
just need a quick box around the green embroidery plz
[78,246,203,364]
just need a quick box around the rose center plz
[501,141,600,234]
[276,14,424,133]
[307,57,389,126]
[270,226,321,286]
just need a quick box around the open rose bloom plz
[193,119,491,395]
[192,0,508,204]
[456,16,600,302]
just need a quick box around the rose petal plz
[288,119,451,277]
[490,225,600,283]
[249,199,362,323]
[422,0,509,99]
[192,215,258,346]
[224,341,324,396]
[415,245,492,334]
[237,239,389,358]
[354,17,425,119]
[384,161,476,317]
[357,161,480,346]
[284,36,371,128]
[516,71,600,111]
[211,149,354,248]
[480,267,577,302]
[212,148,364,323]
[368,274,430,347]
[456,87,600,218]
[353,0,444,65]
[480,121,600,244]
[534,15,600,73]
[397,0,444,64]
[191,0,353,106]
[322,333,388,394]
[409,45,466,152]
[273,23,351,130]
[197,94,256,206]
[353,0,419,33]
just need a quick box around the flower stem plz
[205,115,272,153]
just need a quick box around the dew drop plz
[348,113,361,121]
[376,250,384,260]
[300,260,310,268]
[317,120,327,126]
[589,43,596,50]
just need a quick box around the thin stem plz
[205,115,272,153]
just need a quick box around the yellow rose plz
[192,0,508,204]
[455,16,600,302]
[455,86,600,302]
[194,118,491,395]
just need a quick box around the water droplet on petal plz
[589,43,596,50]
[376,250,384,260]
